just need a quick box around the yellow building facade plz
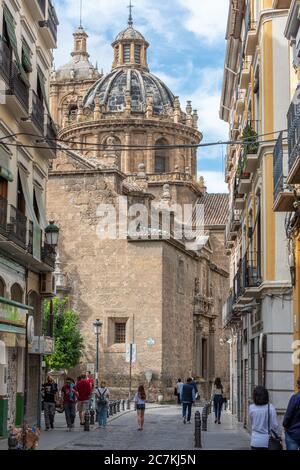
[0,0,58,436]
[220,0,294,425]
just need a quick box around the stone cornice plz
[58,118,202,142]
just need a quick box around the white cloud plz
[199,171,228,193]
[177,0,229,44]
[180,67,228,143]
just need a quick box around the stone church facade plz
[47,15,230,400]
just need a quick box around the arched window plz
[11,283,23,303]
[0,278,5,297]
[155,138,169,173]
[68,104,78,120]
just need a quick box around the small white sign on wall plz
[125,343,137,363]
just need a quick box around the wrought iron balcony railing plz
[7,205,27,247]
[273,131,284,201]
[31,90,45,133]
[41,243,56,269]
[0,38,29,113]
[234,251,262,300]
[287,86,300,172]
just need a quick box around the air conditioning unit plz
[40,273,56,295]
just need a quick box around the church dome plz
[114,26,146,42]
[83,67,175,115]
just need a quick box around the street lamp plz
[45,221,60,247]
[93,319,103,387]
[44,221,60,337]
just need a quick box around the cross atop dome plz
[111,4,149,71]
[128,0,134,27]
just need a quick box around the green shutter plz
[22,39,32,73]
[3,6,18,57]
[37,66,50,114]
[3,6,30,87]
[0,167,13,182]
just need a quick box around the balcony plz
[287,89,300,184]
[245,21,258,56]
[38,3,58,49]
[225,209,241,244]
[235,251,262,303]
[27,0,46,21]
[240,59,251,90]
[0,39,29,117]
[41,243,56,269]
[21,90,45,135]
[238,172,252,194]
[234,193,245,210]
[222,293,239,328]
[6,205,27,248]
[0,209,54,272]
[273,131,294,211]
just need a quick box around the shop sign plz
[0,300,28,327]
[29,336,54,355]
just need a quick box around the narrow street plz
[0,405,250,451]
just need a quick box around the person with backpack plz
[61,377,78,431]
[180,377,196,424]
[134,385,146,430]
[95,381,110,428]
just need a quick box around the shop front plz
[0,296,32,437]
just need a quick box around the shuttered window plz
[134,45,141,64]
[123,44,130,63]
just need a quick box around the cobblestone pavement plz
[0,405,251,450]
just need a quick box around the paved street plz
[0,405,251,450]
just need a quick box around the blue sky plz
[53,0,229,192]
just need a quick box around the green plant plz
[43,297,84,371]
[242,124,259,155]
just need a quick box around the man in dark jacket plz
[42,375,58,430]
[180,377,196,424]
[283,378,300,450]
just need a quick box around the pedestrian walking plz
[283,377,300,450]
[249,386,281,450]
[191,377,199,400]
[95,381,110,428]
[76,373,92,425]
[211,378,224,424]
[87,371,95,409]
[134,385,146,431]
[180,377,195,424]
[61,377,78,431]
[175,378,183,405]
[41,375,58,431]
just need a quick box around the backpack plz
[96,388,108,406]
